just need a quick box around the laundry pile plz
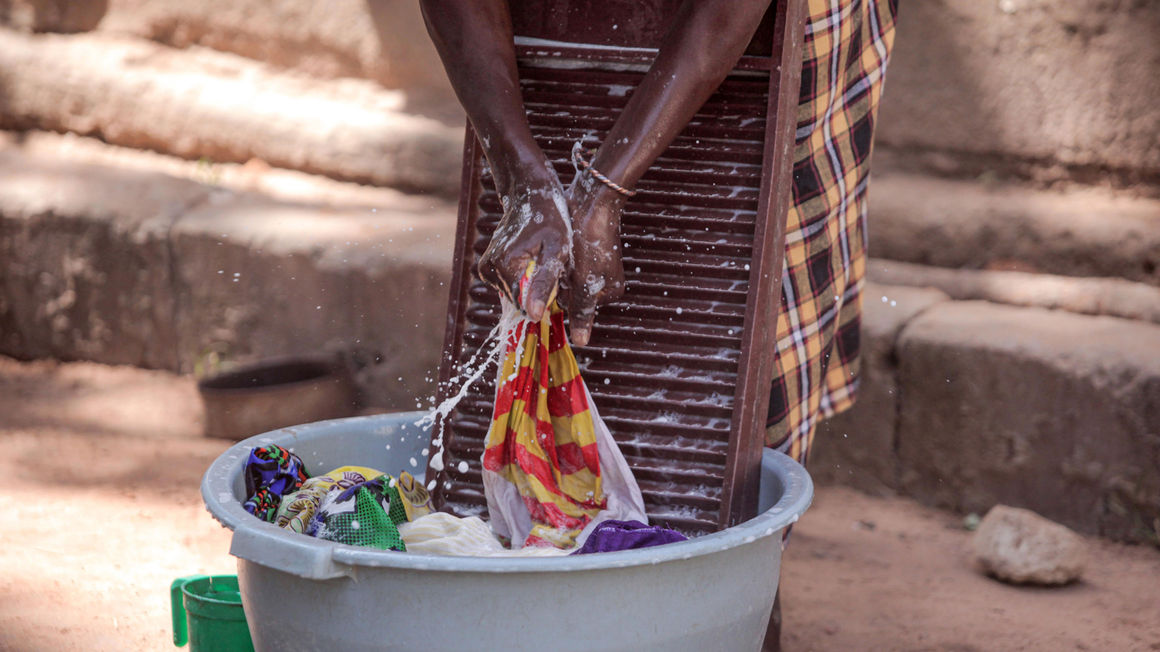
[242,294,689,556]
[243,445,431,551]
[241,443,686,556]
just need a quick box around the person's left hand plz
[562,177,630,346]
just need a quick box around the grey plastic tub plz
[202,412,813,652]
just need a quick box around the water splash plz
[416,300,527,466]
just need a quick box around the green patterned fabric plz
[308,475,407,551]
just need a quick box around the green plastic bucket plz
[171,575,254,651]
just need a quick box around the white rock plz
[972,505,1087,585]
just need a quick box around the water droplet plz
[458,460,469,473]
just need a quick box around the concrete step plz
[3,0,454,98]
[0,28,464,196]
[868,259,1160,325]
[868,171,1160,286]
[0,132,456,410]
[813,282,1160,544]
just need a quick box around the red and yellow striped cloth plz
[482,301,606,548]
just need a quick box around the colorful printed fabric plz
[242,445,310,522]
[766,0,899,465]
[482,300,607,549]
[273,466,383,534]
[394,471,435,522]
[307,475,407,551]
[571,520,687,555]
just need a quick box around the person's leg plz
[417,0,568,320]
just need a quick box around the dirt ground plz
[0,356,1157,651]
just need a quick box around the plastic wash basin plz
[201,412,812,652]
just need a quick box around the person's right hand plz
[477,175,572,323]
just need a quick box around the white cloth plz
[398,512,568,557]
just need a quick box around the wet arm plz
[589,0,774,189]
[418,0,551,200]
[418,0,568,321]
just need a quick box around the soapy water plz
[416,300,527,472]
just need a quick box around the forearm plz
[589,0,773,189]
[418,0,551,197]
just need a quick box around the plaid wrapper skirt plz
[765,0,899,465]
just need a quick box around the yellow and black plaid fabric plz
[765,0,899,464]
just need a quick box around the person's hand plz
[477,174,571,323]
[563,176,629,346]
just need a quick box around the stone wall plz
[875,0,1160,189]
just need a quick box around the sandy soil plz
[0,356,1157,651]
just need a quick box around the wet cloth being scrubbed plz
[571,520,688,555]
[483,298,646,549]
[242,445,310,522]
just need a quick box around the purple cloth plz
[572,520,688,555]
[242,445,310,522]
